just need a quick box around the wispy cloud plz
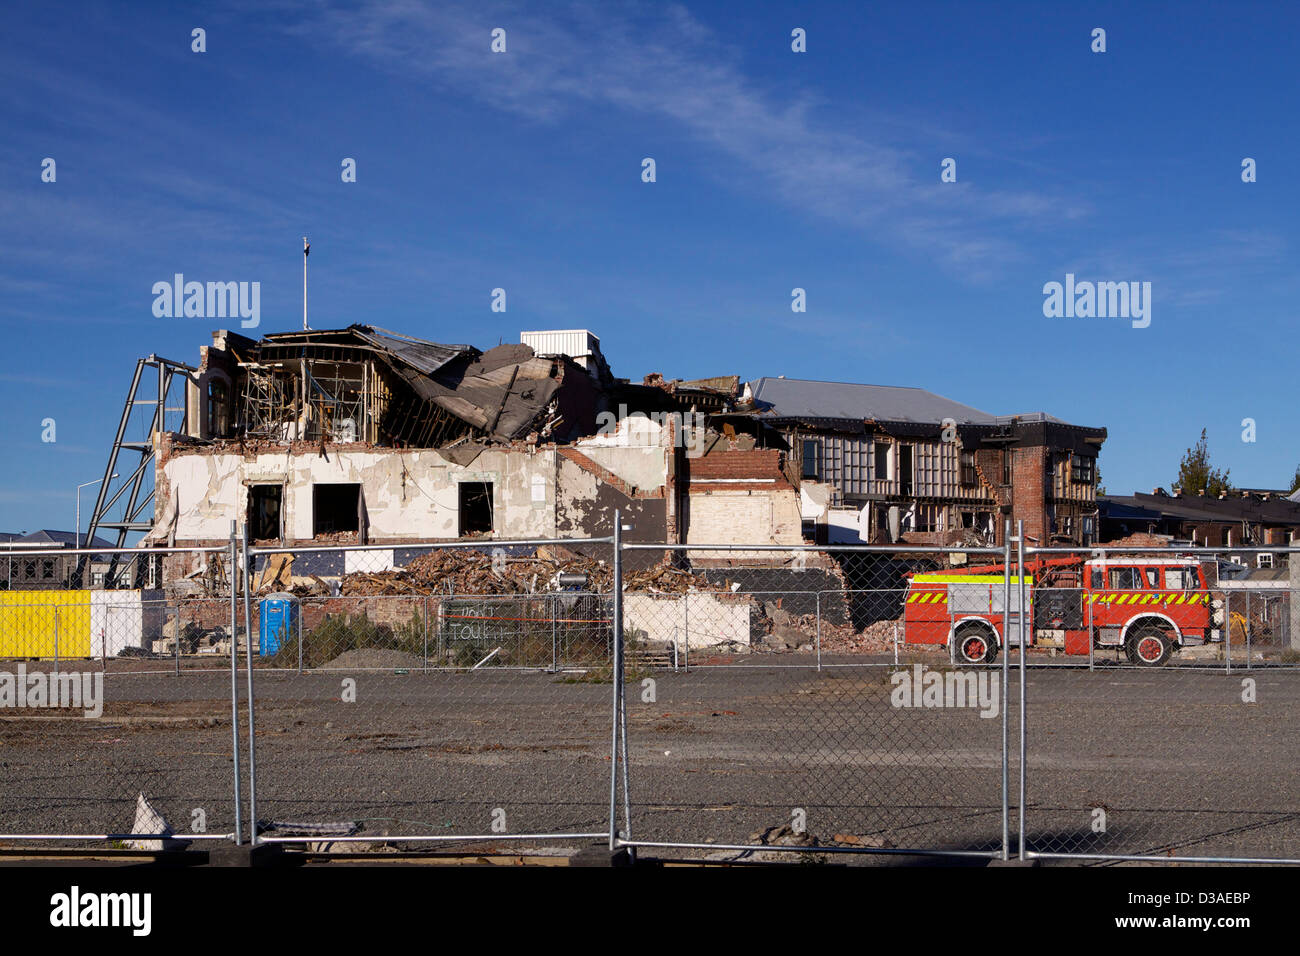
[276,0,1084,279]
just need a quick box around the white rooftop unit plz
[520,329,602,371]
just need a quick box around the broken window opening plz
[458,482,494,536]
[899,444,914,497]
[249,484,283,542]
[208,377,231,438]
[1071,454,1096,485]
[312,483,361,537]
[960,449,978,488]
[801,439,819,480]
[873,443,892,483]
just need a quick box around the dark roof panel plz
[748,377,997,425]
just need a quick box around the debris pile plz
[254,545,724,597]
[817,617,904,654]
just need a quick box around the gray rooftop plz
[748,377,997,425]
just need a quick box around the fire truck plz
[902,556,1222,666]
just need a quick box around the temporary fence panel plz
[0,544,242,847]
[245,538,619,849]
[614,542,1014,862]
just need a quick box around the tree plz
[1174,428,1232,496]
[1289,465,1300,495]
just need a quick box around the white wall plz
[90,590,165,657]
[161,447,564,542]
[624,592,750,650]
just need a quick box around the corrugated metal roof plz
[351,326,474,376]
[748,377,997,425]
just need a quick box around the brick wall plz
[687,449,792,489]
[1011,446,1048,544]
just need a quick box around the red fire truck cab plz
[902,556,1221,667]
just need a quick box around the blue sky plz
[1,0,1296,535]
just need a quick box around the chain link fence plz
[614,541,1015,862]
[245,536,619,849]
[1019,544,1300,863]
[0,543,242,848]
[4,526,1300,863]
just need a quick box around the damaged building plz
[81,324,1107,595]
[85,326,803,591]
[719,377,1106,547]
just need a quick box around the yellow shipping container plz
[0,591,92,658]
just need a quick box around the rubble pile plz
[817,617,904,654]
[318,546,718,596]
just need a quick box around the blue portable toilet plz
[259,592,299,657]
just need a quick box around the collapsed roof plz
[214,325,602,447]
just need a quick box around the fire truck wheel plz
[953,626,999,666]
[1125,626,1172,666]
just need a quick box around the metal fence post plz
[242,524,260,846]
[1246,590,1253,670]
[1001,519,1012,861]
[608,510,624,850]
[175,604,182,677]
[421,594,429,672]
[683,590,690,672]
[228,521,244,845]
[815,591,822,671]
[53,606,59,679]
[1016,520,1028,861]
[1225,590,1232,676]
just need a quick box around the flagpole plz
[302,236,309,331]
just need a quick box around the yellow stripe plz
[912,574,1032,584]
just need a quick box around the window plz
[1090,568,1103,589]
[208,378,231,438]
[913,504,942,532]
[41,559,55,579]
[874,443,892,482]
[1108,567,1141,590]
[801,439,820,480]
[249,485,283,541]
[1258,553,1275,569]
[960,450,978,488]
[458,482,494,536]
[1165,567,1200,590]
[1071,455,1096,484]
[1143,568,1160,588]
[312,484,361,536]
[1002,453,1011,486]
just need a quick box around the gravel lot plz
[2,654,1298,863]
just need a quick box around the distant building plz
[1099,491,1300,564]
[0,530,118,590]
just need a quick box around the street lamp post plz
[76,474,118,549]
